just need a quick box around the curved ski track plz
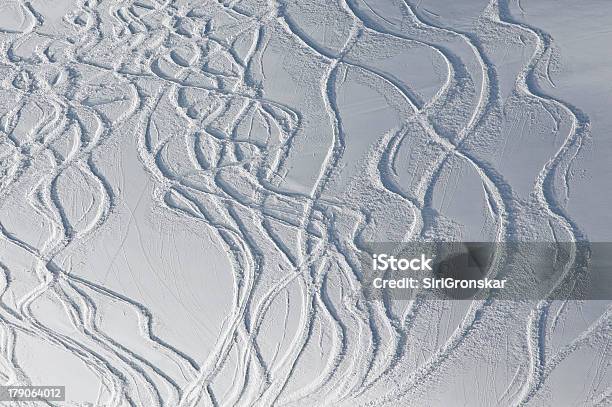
[0,0,608,406]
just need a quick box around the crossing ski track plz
[0,0,609,406]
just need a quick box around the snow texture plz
[0,0,611,405]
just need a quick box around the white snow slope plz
[0,0,610,406]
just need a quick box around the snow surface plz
[0,0,610,405]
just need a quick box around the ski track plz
[0,0,609,406]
